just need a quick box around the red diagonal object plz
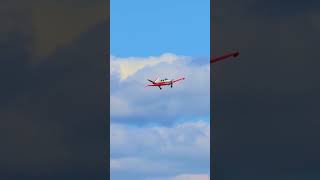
[210,51,239,64]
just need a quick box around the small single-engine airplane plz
[145,77,185,90]
[211,51,239,64]
[144,51,238,90]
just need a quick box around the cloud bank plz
[110,53,210,124]
[110,121,210,180]
[110,53,210,180]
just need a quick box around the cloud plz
[110,121,210,178]
[111,157,177,174]
[171,174,209,180]
[111,53,186,80]
[110,95,133,116]
[111,121,210,158]
[148,173,209,180]
[110,53,210,123]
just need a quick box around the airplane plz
[145,77,185,90]
[211,51,239,64]
[144,51,238,90]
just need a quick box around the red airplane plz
[145,77,186,90]
[211,51,239,64]
[144,51,238,90]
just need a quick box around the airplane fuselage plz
[149,79,173,87]
[146,77,185,90]
[155,78,172,84]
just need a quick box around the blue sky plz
[110,1,210,179]
[111,0,210,58]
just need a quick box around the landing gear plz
[158,86,162,90]
[170,82,173,88]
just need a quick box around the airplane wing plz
[172,77,186,83]
[145,82,166,87]
[145,84,156,87]
[210,51,239,64]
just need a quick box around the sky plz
[3,0,320,179]
[110,0,210,180]
[110,0,210,58]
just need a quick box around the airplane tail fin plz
[155,77,160,83]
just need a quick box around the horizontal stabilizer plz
[147,79,156,84]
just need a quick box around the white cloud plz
[147,173,210,180]
[171,174,209,180]
[110,120,210,177]
[111,53,187,81]
[110,53,210,122]
[110,95,133,116]
[111,157,178,174]
[110,53,210,179]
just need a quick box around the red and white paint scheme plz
[145,51,238,90]
[145,77,186,90]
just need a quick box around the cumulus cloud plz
[110,53,210,123]
[110,53,210,179]
[111,53,187,80]
[110,120,210,178]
